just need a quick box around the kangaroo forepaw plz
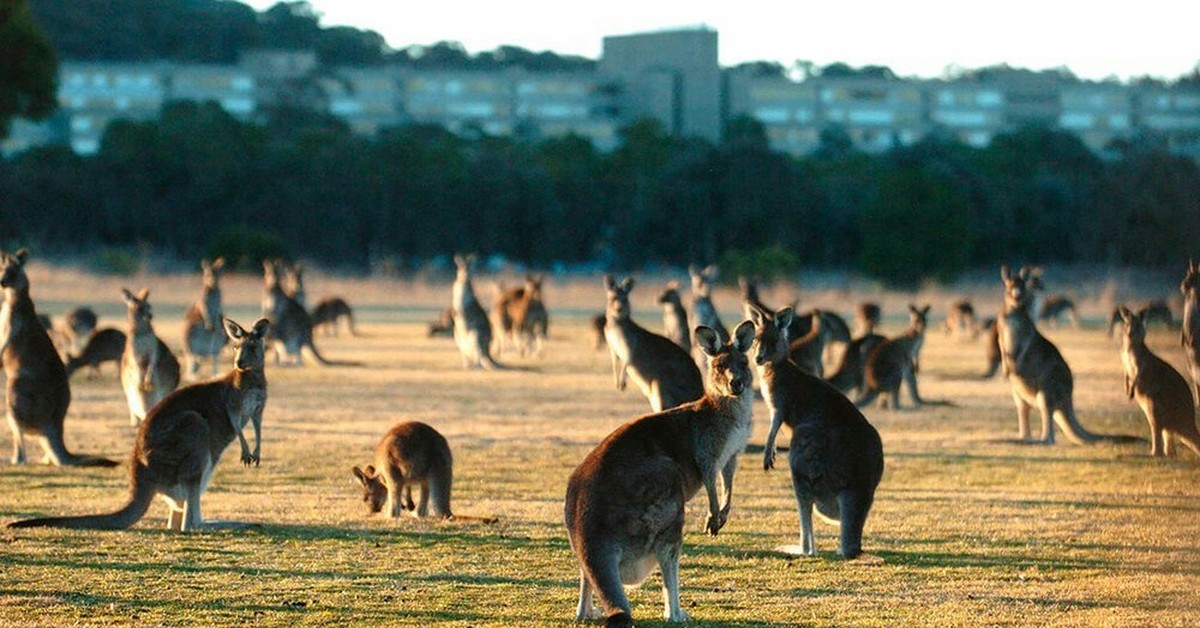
[705,511,727,536]
[241,451,259,467]
[763,449,776,470]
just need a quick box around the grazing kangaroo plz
[2,250,117,467]
[9,318,270,531]
[120,288,181,427]
[451,254,499,369]
[565,322,755,626]
[1118,307,1200,458]
[64,328,126,379]
[261,260,359,367]
[603,276,704,412]
[1182,260,1200,404]
[182,257,227,379]
[311,297,358,337]
[855,305,931,410]
[944,299,978,340]
[353,421,453,519]
[657,281,691,353]
[750,306,884,559]
[998,266,1121,444]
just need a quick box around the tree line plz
[1,100,1198,284]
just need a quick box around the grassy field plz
[1,266,1198,627]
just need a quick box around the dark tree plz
[0,0,58,138]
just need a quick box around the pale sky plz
[243,0,1199,82]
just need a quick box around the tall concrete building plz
[598,27,722,142]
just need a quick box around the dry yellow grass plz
[1,265,1198,627]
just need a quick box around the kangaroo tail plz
[346,311,360,337]
[1056,404,1101,444]
[304,339,363,367]
[9,465,154,529]
[854,388,880,409]
[43,435,120,468]
[1174,426,1200,457]
[604,612,634,628]
[577,538,632,625]
[448,514,499,524]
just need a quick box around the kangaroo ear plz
[704,264,718,278]
[13,248,29,265]
[211,257,225,271]
[352,466,369,485]
[688,264,700,277]
[620,276,634,292]
[666,280,678,291]
[1118,306,1132,322]
[748,306,765,327]
[251,318,271,338]
[223,317,246,340]
[775,307,794,331]
[695,326,721,356]
[121,288,137,304]
[1000,265,1011,281]
[137,288,150,301]
[733,320,755,353]
[603,274,616,291]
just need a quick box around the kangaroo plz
[981,317,1001,378]
[261,260,360,367]
[688,264,728,341]
[826,331,886,396]
[427,307,455,338]
[353,421,453,519]
[788,309,826,377]
[311,297,358,337]
[451,254,499,369]
[855,302,881,337]
[120,288,181,427]
[2,250,117,467]
[944,299,978,340]
[750,306,884,559]
[657,281,691,353]
[182,257,227,379]
[603,276,704,412]
[565,322,755,626]
[9,318,270,531]
[855,305,931,410]
[1182,260,1200,404]
[999,265,1122,444]
[1118,307,1200,458]
[493,275,548,357]
[589,313,607,351]
[64,328,126,379]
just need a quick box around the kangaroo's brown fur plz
[657,281,691,353]
[311,297,358,337]
[1,250,117,467]
[492,275,548,357]
[1119,307,1200,458]
[9,318,270,531]
[182,257,227,380]
[565,322,755,626]
[61,306,98,356]
[751,305,884,558]
[855,305,930,410]
[944,299,978,340]
[261,260,360,367]
[352,421,453,520]
[855,302,881,337]
[603,276,704,412]
[64,328,126,379]
[121,288,181,427]
[1183,260,1200,404]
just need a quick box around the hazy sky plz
[243,0,1199,81]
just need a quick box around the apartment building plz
[4,27,1199,161]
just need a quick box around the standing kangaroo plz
[451,254,499,369]
[604,276,704,412]
[493,274,549,357]
[855,302,881,337]
[998,266,1114,444]
[944,299,978,340]
[1180,260,1200,404]
[2,249,117,467]
[64,328,126,379]
[750,306,884,559]
[565,322,755,626]
[1119,307,1200,458]
[121,288,181,427]
[657,281,691,353]
[855,305,931,410]
[9,318,270,531]
[61,306,98,356]
[261,260,359,367]
[182,257,227,380]
[352,421,453,519]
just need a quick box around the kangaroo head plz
[263,259,283,290]
[287,262,305,292]
[603,275,635,321]
[1000,265,1034,312]
[224,317,270,371]
[688,264,715,298]
[908,304,931,334]
[1182,259,1200,297]
[121,288,154,328]
[657,282,681,306]
[453,254,476,283]
[1119,306,1146,344]
[351,465,387,514]
[747,305,793,366]
[201,257,225,289]
[0,249,30,292]
[524,274,543,298]
[697,320,754,397]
